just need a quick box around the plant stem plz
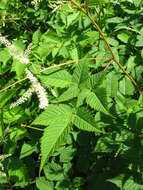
[0,57,98,94]
[85,0,90,13]
[0,78,27,94]
[22,124,44,131]
[70,0,141,94]
[0,60,76,94]
[104,59,113,72]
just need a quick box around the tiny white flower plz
[0,35,29,64]
[0,36,11,47]
[9,45,30,64]
[24,43,32,57]
[25,69,49,109]
[0,154,12,161]
[0,171,7,177]
[10,87,35,109]
[31,0,41,6]
[0,35,49,109]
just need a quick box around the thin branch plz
[0,57,101,94]
[0,78,27,94]
[88,58,96,60]
[22,124,44,132]
[86,0,90,14]
[40,60,75,73]
[70,0,141,94]
[134,65,137,82]
[104,59,113,72]
[0,60,76,94]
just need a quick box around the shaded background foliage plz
[0,0,143,189]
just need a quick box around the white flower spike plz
[25,69,49,109]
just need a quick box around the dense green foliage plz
[0,0,143,189]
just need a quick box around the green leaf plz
[106,72,118,97]
[44,162,64,181]
[117,33,130,43]
[32,104,73,126]
[9,127,28,142]
[41,31,61,44]
[136,35,143,47]
[8,158,29,187]
[32,29,42,44]
[67,12,79,27]
[0,175,8,185]
[89,0,108,5]
[11,59,26,79]
[70,47,78,62]
[72,177,85,188]
[0,89,17,108]
[134,0,142,7]
[89,71,105,88]
[0,49,11,64]
[119,77,135,95]
[76,88,90,107]
[40,70,72,88]
[36,177,54,190]
[107,175,123,189]
[56,85,79,103]
[107,17,124,24]
[40,121,71,171]
[86,89,110,115]
[107,37,119,47]
[123,177,143,190]
[72,61,88,85]
[35,105,73,170]
[36,43,54,58]
[59,146,75,163]
[72,108,101,133]
[20,142,38,159]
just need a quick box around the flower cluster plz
[31,0,41,6]
[0,154,12,178]
[0,35,49,109]
[24,43,32,57]
[0,169,6,178]
[10,87,35,109]
[48,0,66,13]
[25,69,49,109]
[0,35,29,64]
[9,45,29,64]
[0,36,11,46]
[0,154,12,160]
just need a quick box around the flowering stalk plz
[0,154,12,160]
[0,35,49,109]
[48,0,66,12]
[25,69,49,109]
[10,87,35,109]
[24,43,32,57]
[0,36,29,64]
[31,0,41,6]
